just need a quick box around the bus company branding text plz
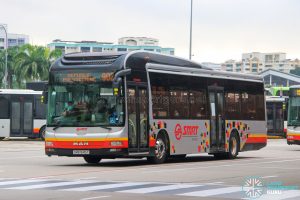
[174,124,199,140]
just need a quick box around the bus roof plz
[50,51,210,71]
[0,89,42,95]
[50,51,263,82]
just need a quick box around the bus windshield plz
[47,82,124,127]
[288,96,300,126]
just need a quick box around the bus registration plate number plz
[73,150,90,155]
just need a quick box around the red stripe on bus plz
[287,135,300,141]
[33,128,40,134]
[46,141,128,149]
[246,137,267,143]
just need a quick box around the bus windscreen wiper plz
[99,125,112,131]
[53,122,62,131]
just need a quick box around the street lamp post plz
[0,24,8,89]
[189,0,193,60]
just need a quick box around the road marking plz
[261,175,278,179]
[63,182,150,192]
[0,179,45,186]
[257,190,300,200]
[118,184,202,194]
[80,196,110,200]
[143,158,300,173]
[179,186,241,197]
[6,180,97,190]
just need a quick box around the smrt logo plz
[174,124,199,140]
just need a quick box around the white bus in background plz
[0,89,46,140]
[266,96,288,138]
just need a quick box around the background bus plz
[287,85,300,145]
[44,51,267,164]
[0,89,47,140]
[266,96,288,138]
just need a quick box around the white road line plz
[80,196,110,200]
[257,190,300,200]
[261,175,278,179]
[143,158,300,174]
[118,184,202,194]
[6,180,97,190]
[179,186,241,197]
[0,179,45,186]
[63,182,150,192]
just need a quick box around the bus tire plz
[0,137,5,140]
[226,132,239,159]
[147,134,168,164]
[83,156,102,164]
[39,126,46,140]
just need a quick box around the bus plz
[287,85,300,145]
[0,89,47,140]
[269,86,290,97]
[44,51,267,164]
[266,96,288,138]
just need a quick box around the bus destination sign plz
[54,72,114,83]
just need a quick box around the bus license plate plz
[73,150,90,155]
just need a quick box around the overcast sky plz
[0,0,299,63]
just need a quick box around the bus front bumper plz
[45,147,128,157]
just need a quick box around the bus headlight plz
[111,141,122,147]
[46,141,54,147]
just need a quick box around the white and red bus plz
[44,51,267,164]
[0,89,46,140]
[287,85,300,145]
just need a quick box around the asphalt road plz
[0,139,300,200]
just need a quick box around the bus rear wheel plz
[83,156,102,164]
[0,137,5,140]
[227,133,239,159]
[148,135,168,164]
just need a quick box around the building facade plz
[0,24,29,49]
[222,52,299,74]
[48,37,175,55]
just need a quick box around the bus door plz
[208,87,225,150]
[10,95,34,137]
[127,83,149,153]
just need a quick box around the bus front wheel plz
[147,135,168,164]
[83,156,102,164]
[39,126,46,140]
[0,137,5,141]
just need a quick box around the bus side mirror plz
[113,77,121,96]
[112,68,131,96]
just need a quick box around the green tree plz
[14,44,62,84]
[0,46,21,88]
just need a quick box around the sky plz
[0,0,300,63]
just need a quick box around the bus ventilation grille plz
[61,55,121,66]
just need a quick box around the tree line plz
[0,44,62,89]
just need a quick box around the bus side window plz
[0,96,9,119]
